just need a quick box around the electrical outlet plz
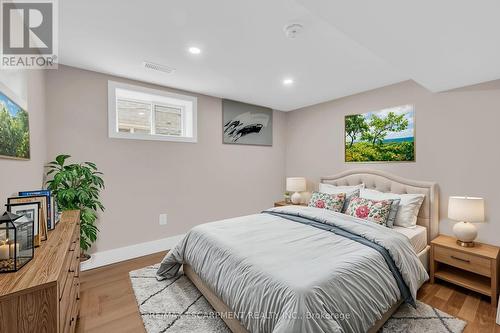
[159,213,168,226]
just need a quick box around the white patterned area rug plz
[130,264,467,333]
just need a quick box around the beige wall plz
[46,65,286,253]
[7,66,499,252]
[0,70,47,203]
[286,80,500,245]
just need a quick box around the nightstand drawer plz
[434,246,491,277]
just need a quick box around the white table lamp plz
[286,177,306,204]
[448,196,485,247]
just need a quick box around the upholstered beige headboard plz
[320,169,439,243]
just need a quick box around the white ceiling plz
[298,0,500,93]
[59,0,500,111]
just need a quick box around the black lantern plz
[0,211,34,273]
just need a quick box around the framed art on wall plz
[223,99,273,146]
[6,202,40,247]
[0,90,30,160]
[345,104,415,163]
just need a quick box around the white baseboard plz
[80,234,185,271]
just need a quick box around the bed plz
[157,169,439,333]
[319,169,438,273]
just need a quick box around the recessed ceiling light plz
[283,78,294,86]
[188,46,201,55]
[138,112,145,116]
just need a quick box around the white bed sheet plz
[418,246,430,272]
[392,225,427,253]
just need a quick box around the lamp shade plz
[448,196,485,223]
[286,177,306,192]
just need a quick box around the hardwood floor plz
[76,252,164,333]
[418,280,500,333]
[77,252,500,333]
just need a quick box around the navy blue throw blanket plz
[263,211,415,307]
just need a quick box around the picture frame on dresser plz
[18,190,54,230]
[6,202,40,247]
[7,196,48,242]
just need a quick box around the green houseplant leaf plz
[45,154,105,254]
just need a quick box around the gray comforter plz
[157,206,428,333]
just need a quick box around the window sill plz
[108,132,197,143]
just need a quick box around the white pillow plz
[360,188,425,228]
[319,183,364,195]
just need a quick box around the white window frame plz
[108,81,197,143]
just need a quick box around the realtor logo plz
[1,0,58,68]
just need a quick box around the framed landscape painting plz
[345,105,415,163]
[0,90,30,160]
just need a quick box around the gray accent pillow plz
[386,199,401,228]
[341,189,361,213]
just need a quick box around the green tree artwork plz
[345,114,369,148]
[345,105,415,162]
[0,91,30,159]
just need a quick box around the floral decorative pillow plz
[345,196,393,226]
[308,192,346,212]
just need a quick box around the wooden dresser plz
[0,210,81,332]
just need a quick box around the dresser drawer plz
[59,253,75,297]
[69,226,79,252]
[434,245,491,277]
[59,242,80,332]
[59,231,79,298]
[65,297,79,333]
[70,296,80,333]
[70,246,79,276]
[60,276,78,333]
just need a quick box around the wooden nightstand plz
[274,201,306,207]
[431,235,500,307]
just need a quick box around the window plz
[108,81,197,142]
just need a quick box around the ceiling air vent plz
[143,61,176,74]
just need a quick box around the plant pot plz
[80,252,91,263]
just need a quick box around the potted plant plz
[45,155,104,262]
